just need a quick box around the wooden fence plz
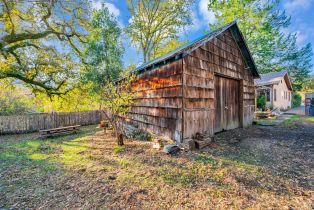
[0,110,103,134]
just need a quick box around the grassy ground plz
[0,118,314,209]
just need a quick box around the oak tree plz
[0,0,90,95]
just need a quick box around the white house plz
[254,70,293,110]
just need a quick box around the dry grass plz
[0,123,313,209]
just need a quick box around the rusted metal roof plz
[131,21,260,78]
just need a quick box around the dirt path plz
[285,106,305,115]
[214,119,314,190]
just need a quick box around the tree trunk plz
[117,133,124,146]
[143,50,148,63]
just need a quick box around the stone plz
[163,144,180,154]
[152,142,161,149]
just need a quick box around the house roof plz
[130,21,260,78]
[254,70,293,90]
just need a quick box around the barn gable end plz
[182,28,255,141]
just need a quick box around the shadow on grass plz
[0,126,121,208]
[1,124,313,208]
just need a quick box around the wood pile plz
[192,132,213,149]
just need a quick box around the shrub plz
[0,96,32,115]
[257,95,266,109]
[113,146,125,154]
[292,93,302,108]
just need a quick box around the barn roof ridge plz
[122,21,259,81]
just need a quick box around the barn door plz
[214,76,240,133]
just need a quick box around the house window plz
[274,89,277,101]
[266,89,270,102]
[289,92,291,101]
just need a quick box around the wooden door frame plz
[214,74,243,133]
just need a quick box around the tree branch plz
[6,42,40,52]
[1,30,54,45]
[2,0,15,35]
[1,71,67,95]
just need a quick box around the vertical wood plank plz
[0,110,104,134]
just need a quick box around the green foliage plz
[122,64,137,77]
[34,85,100,113]
[0,96,32,115]
[153,39,188,59]
[285,43,313,91]
[113,146,125,154]
[302,75,314,92]
[84,6,124,94]
[0,81,37,115]
[101,75,137,145]
[101,76,137,118]
[0,80,99,114]
[126,0,194,62]
[208,0,313,90]
[0,0,90,95]
[283,115,301,127]
[130,129,152,141]
[292,93,302,108]
[257,95,266,109]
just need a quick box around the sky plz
[92,0,314,73]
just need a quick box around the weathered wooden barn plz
[127,21,259,143]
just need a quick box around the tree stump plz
[117,133,124,146]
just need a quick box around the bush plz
[292,93,302,108]
[113,146,125,154]
[0,96,32,115]
[257,95,266,109]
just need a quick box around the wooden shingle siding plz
[133,98,182,108]
[136,86,183,98]
[127,113,180,130]
[129,60,183,142]
[182,28,255,140]
[129,107,181,119]
[127,25,256,143]
[185,87,214,99]
[183,110,214,138]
